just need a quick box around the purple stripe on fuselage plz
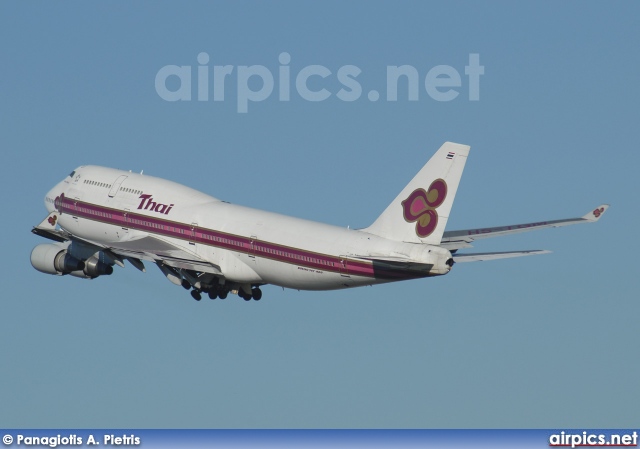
[58,197,426,281]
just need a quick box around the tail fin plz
[362,142,470,244]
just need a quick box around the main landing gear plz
[238,288,262,301]
[184,281,263,302]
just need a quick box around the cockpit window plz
[69,170,76,178]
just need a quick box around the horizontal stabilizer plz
[453,250,551,263]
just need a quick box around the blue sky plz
[1,1,638,428]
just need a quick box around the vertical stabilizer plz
[362,142,470,244]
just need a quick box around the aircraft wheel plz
[252,288,262,301]
[190,290,202,301]
[208,290,218,300]
[239,290,251,301]
[219,290,228,299]
[181,279,191,290]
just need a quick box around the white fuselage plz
[44,166,452,290]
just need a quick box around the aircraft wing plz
[32,212,222,275]
[440,204,609,251]
[102,235,223,275]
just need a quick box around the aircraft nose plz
[44,184,63,213]
[44,190,54,213]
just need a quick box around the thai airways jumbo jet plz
[31,142,608,301]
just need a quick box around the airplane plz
[30,142,609,301]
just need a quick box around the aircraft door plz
[119,208,130,239]
[60,195,81,233]
[109,175,128,198]
[189,223,200,255]
[249,235,257,261]
[339,256,350,277]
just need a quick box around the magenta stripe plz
[59,196,363,275]
[58,198,427,280]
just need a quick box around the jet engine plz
[31,243,84,275]
[30,243,113,279]
[81,255,114,277]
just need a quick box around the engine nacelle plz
[83,256,114,277]
[31,243,114,279]
[31,243,85,275]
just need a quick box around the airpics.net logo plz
[154,52,484,113]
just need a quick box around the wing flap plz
[105,235,223,275]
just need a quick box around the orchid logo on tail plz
[401,179,448,238]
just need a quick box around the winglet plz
[582,204,610,222]
[35,212,61,231]
[31,212,68,243]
